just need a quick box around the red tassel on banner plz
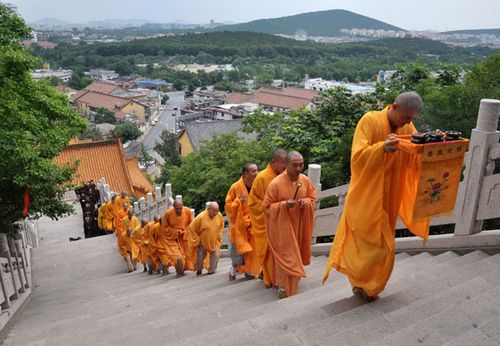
[23,186,30,217]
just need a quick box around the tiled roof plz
[74,91,131,114]
[54,138,136,196]
[126,157,154,198]
[70,89,89,103]
[85,82,121,95]
[183,119,256,152]
[225,87,318,111]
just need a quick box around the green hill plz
[211,9,404,36]
[442,29,500,35]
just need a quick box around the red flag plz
[23,186,30,217]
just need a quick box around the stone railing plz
[0,222,34,329]
[311,98,500,255]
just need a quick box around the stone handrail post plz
[155,186,162,215]
[147,192,153,220]
[307,164,321,244]
[455,99,500,236]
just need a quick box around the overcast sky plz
[7,0,500,32]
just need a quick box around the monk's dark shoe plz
[258,271,264,280]
[264,283,273,289]
[207,271,215,275]
[352,287,378,302]
[228,272,236,282]
[278,290,288,299]
[244,273,255,280]
[143,267,147,273]
[196,270,202,276]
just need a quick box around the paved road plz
[125,91,184,159]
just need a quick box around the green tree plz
[68,70,93,90]
[138,144,154,169]
[94,107,116,124]
[0,4,86,235]
[78,122,103,141]
[113,121,141,142]
[161,94,169,105]
[167,134,269,212]
[154,129,182,168]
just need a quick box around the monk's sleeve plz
[218,214,224,243]
[345,114,387,246]
[188,216,201,247]
[351,115,385,173]
[225,185,241,225]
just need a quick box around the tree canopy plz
[0,4,86,235]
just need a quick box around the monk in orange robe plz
[188,202,224,275]
[120,209,140,272]
[141,216,161,274]
[115,202,129,248]
[104,195,116,232]
[114,192,130,231]
[158,200,193,276]
[225,162,259,281]
[130,218,148,272]
[265,151,316,298]
[248,149,287,288]
[323,91,430,301]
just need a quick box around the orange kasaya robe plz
[115,208,129,248]
[120,215,140,257]
[140,221,160,269]
[322,106,430,297]
[264,171,316,297]
[130,224,146,263]
[157,207,193,269]
[104,201,115,231]
[114,196,130,229]
[225,177,253,273]
[248,164,278,286]
[188,210,224,268]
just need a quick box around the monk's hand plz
[239,192,247,204]
[127,227,132,236]
[384,134,399,153]
[299,199,308,208]
[286,199,297,208]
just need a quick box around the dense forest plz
[31,31,496,89]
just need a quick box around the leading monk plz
[323,91,430,301]
[264,151,316,298]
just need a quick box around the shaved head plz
[173,199,184,216]
[207,201,219,218]
[286,151,303,163]
[271,148,287,161]
[153,214,160,222]
[141,218,148,226]
[394,91,423,113]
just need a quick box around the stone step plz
[176,251,445,345]
[290,252,500,345]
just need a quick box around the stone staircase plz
[2,215,500,345]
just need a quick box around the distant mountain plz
[212,9,404,37]
[29,18,73,25]
[442,28,500,35]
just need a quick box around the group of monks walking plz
[97,91,431,302]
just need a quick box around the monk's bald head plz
[394,91,423,113]
[127,209,134,217]
[141,218,148,226]
[173,199,184,216]
[270,148,287,175]
[242,162,259,187]
[207,201,219,218]
[389,91,423,129]
[286,151,304,181]
[153,214,160,222]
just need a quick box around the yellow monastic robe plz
[225,177,253,273]
[265,172,316,297]
[188,210,224,267]
[114,196,130,230]
[98,204,107,231]
[115,208,129,248]
[120,215,140,257]
[130,225,146,263]
[142,221,160,269]
[323,106,430,297]
[157,207,193,268]
[104,201,115,231]
[248,164,277,285]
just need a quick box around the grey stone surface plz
[3,208,500,346]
